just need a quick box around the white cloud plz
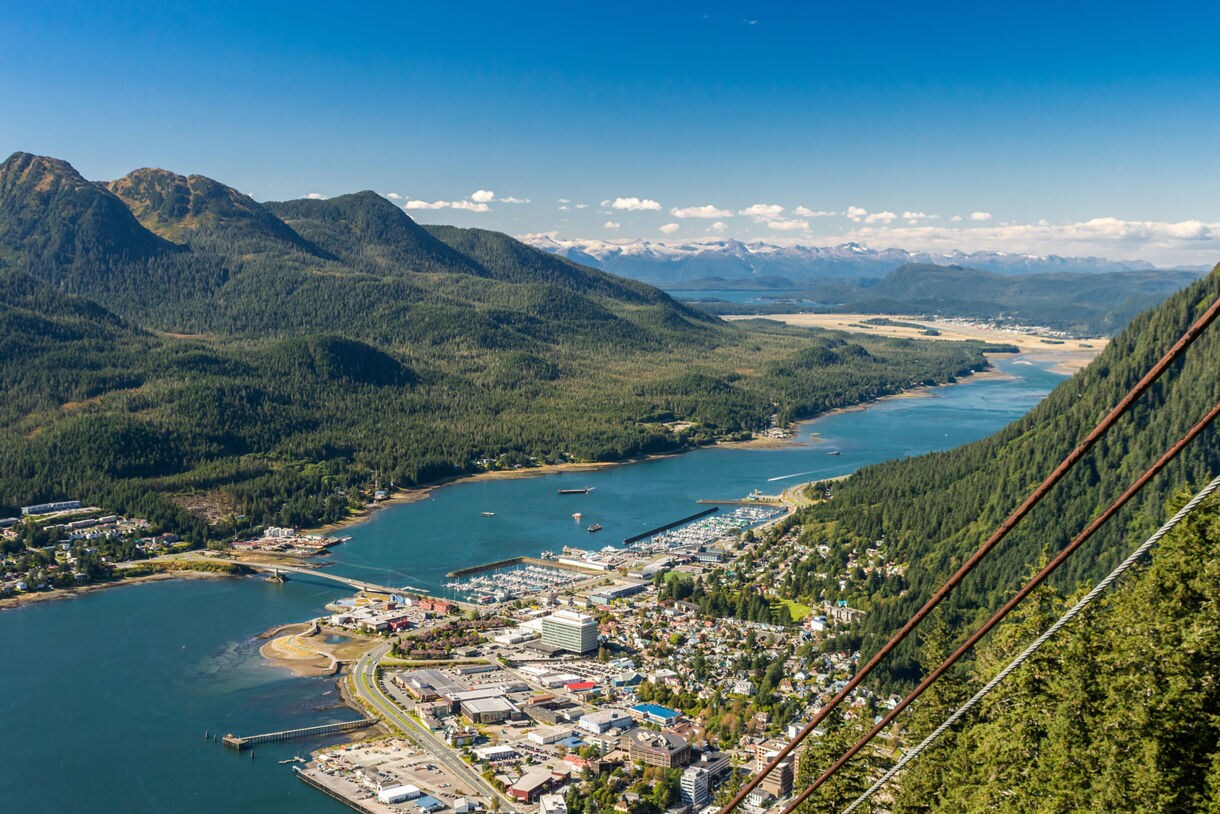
[470,190,495,203]
[828,216,1220,265]
[970,211,993,221]
[502,196,530,204]
[902,210,936,222]
[403,199,450,210]
[384,192,403,200]
[708,221,729,232]
[575,203,588,209]
[558,205,571,211]
[559,198,572,204]
[659,223,681,234]
[450,200,491,212]
[671,204,733,219]
[768,219,810,231]
[950,215,963,222]
[305,192,326,200]
[846,205,869,222]
[612,196,663,211]
[864,210,898,224]
[794,206,836,217]
[740,203,785,220]
[604,221,621,230]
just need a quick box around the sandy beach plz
[0,569,236,612]
[727,313,1107,374]
[258,622,377,677]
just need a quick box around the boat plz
[587,524,603,533]
[481,511,495,517]
[572,512,582,521]
[559,487,595,495]
[828,450,841,456]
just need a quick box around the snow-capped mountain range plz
[519,235,1177,288]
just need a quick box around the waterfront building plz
[377,785,422,804]
[541,609,599,654]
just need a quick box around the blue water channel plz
[0,356,1064,813]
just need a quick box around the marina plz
[445,562,590,604]
[0,356,1066,814]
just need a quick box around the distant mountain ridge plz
[522,234,1182,288]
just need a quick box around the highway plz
[350,644,518,812]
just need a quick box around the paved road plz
[351,645,517,812]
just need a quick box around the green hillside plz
[0,152,995,541]
[887,488,1220,812]
[785,269,1220,685]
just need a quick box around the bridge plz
[243,563,423,597]
[222,717,376,750]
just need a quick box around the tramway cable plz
[780,398,1220,813]
[718,295,1220,814]
[838,469,1220,814]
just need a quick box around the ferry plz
[828,450,841,456]
[559,487,595,495]
[586,523,603,533]
[481,511,496,517]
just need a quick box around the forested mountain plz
[885,490,1220,811]
[0,152,995,541]
[691,263,1202,336]
[789,269,1220,686]
[836,263,1200,335]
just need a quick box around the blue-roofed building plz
[630,703,680,726]
[414,795,445,812]
[558,735,585,749]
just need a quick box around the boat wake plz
[767,470,818,482]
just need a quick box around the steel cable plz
[719,295,1220,814]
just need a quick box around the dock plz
[222,717,376,750]
[446,555,605,579]
[622,507,719,545]
[295,767,380,814]
[696,498,783,505]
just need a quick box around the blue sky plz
[3,1,1220,263]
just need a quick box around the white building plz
[541,609,599,654]
[528,725,573,745]
[578,708,634,734]
[539,794,568,814]
[681,766,711,808]
[377,785,422,804]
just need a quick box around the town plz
[288,499,901,814]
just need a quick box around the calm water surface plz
[0,356,1063,813]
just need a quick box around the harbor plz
[0,356,1067,814]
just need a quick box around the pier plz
[622,506,719,545]
[696,497,783,506]
[222,717,376,750]
[446,555,605,578]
